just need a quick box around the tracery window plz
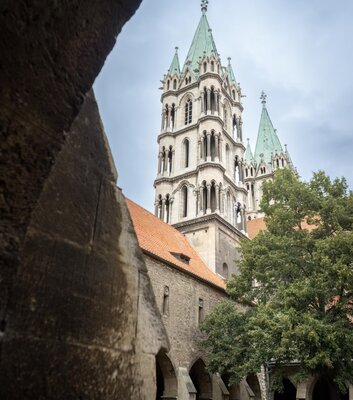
[184,99,192,125]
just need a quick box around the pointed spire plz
[245,138,256,165]
[254,93,284,167]
[167,47,181,77]
[226,57,237,85]
[284,144,294,168]
[182,5,218,73]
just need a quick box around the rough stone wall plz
[144,255,227,369]
[0,0,141,348]
[0,90,168,399]
[0,1,175,398]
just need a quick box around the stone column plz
[154,201,159,216]
[214,134,219,161]
[219,136,223,162]
[199,187,204,215]
[239,119,243,141]
[171,150,175,174]
[214,91,219,115]
[241,207,246,232]
[161,110,165,131]
[167,108,171,130]
[206,184,211,213]
[157,152,162,174]
[169,198,173,224]
[206,133,211,161]
[161,199,166,222]
[201,94,205,115]
[215,184,219,211]
[216,90,220,113]
[207,89,211,113]
[163,152,168,174]
[199,139,203,161]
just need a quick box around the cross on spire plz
[260,91,267,107]
[201,0,209,13]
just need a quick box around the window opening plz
[182,186,188,217]
[184,99,192,125]
[162,286,169,315]
[198,298,204,325]
[184,139,189,168]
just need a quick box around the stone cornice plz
[172,213,249,241]
[222,129,246,151]
[224,175,248,195]
[154,170,197,187]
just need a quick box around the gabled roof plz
[126,199,225,290]
[245,138,256,166]
[182,12,218,74]
[254,93,284,167]
[167,47,181,77]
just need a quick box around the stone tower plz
[245,92,294,220]
[154,3,248,278]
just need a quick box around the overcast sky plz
[94,0,353,212]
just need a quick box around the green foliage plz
[200,169,353,391]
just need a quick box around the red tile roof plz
[247,217,317,239]
[247,218,267,239]
[126,198,225,290]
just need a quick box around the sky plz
[94,0,353,213]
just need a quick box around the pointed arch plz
[181,185,188,218]
[183,138,190,168]
[189,358,212,400]
[185,99,192,125]
[156,350,177,400]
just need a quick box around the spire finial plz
[228,57,231,65]
[260,91,267,107]
[201,0,208,14]
[175,46,179,54]
[247,138,250,144]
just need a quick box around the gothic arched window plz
[167,80,170,90]
[173,79,177,90]
[203,62,207,73]
[165,194,170,223]
[210,87,216,113]
[184,139,189,168]
[171,103,175,129]
[232,89,236,100]
[182,186,188,218]
[184,99,192,125]
[211,61,214,72]
[168,146,173,175]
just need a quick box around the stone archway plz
[312,377,348,400]
[156,350,177,400]
[189,358,213,400]
[274,378,296,400]
[246,374,262,400]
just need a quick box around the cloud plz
[94,0,353,211]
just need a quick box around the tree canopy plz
[200,169,353,392]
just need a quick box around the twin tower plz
[154,6,293,278]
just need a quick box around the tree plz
[200,169,353,392]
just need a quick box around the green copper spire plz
[254,92,283,166]
[168,47,181,77]
[183,3,218,73]
[245,138,256,165]
[226,57,237,85]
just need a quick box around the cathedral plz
[126,2,301,400]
